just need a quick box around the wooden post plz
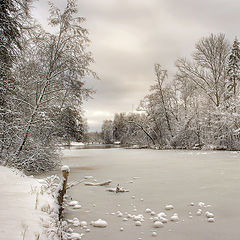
[57,166,70,220]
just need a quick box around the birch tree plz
[0,0,96,172]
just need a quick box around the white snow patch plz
[61,165,70,172]
[207,218,215,223]
[153,221,164,228]
[0,166,58,240]
[73,204,82,209]
[151,211,156,216]
[145,208,152,213]
[170,213,179,222]
[205,211,214,218]
[70,232,84,239]
[165,204,174,210]
[157,212,167,218]
[71,142,85,146]
[84,176,93,179]
[80,221,88,227]
[69,200,79,206]
[160,217,168,223]
[196,209,202,216]
[198,202,205,207]
[92,219,108,228]
[152,232,157,237]
[135,221,142,226]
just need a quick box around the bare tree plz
[176,33,230,107]
[153,64,173,137]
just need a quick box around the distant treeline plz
[101,34,240,150]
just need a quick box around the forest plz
[0,0,95,173]
[101,34,240,150]
[2,0,240,175]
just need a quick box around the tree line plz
[0,0,95,173]
[101,34,240,150]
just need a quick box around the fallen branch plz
[84,180,112,186]
[106,187,129,193]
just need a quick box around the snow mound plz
[70,232,84,239]
[170,213,179,222]
[92,219,108,228]
[73,204,82,209]
[198,202,205,207]
[145,208,152,213]
[80,221,87,227]
[135,221,142,226]
[61,165,70,172]
[157,212,167,218]
[205,211,214,218]
[69,200,79,206]
[160,217,168,223]
[165,205,174,210]
[207,218,215,223]
[153,221,164,228]
[152,232,157,237]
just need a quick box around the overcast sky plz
[32,0,239,131]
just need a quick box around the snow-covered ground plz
[0,166,59,240]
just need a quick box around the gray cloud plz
[32,0,238,131]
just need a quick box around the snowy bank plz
[0,166,59,240]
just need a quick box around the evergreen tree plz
[226,38,240,97]
[0,0,31,160]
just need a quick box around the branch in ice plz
[84,180,112,186]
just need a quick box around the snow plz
[151,211,156,216]
[198,202,205,207]
[69,200,79,206]
[207,218,215,222]
[84,176,93,179]
[73,204,82,209]
[165,204,174,210]
[92,219,108,227]
[80,221,88,227]
[157,212,167,218]
[160,217,168,223]
[196,209,202,216]
[152,231,157,236]
[133,215,144,221]
[61,165,70,172]
[0,166,59,240]
[153,221,164,228]
[145,208,152,213]
[70,232,84,239]
[205,211,214,218]
[135,221,142,226]
[71,142,85,146]
[170,213,179,222]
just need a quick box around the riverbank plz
[0,166,59,240]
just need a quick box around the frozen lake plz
[62,148,240,240]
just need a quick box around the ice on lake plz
[62,148,240,240]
